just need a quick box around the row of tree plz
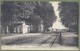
[1,1,56,33]
[59,2,79,33]
[1,1,78,33]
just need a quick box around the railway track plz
[38,34,61,47]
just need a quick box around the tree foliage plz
[1,1,56,32]
[34,2,56,31]
[1,1,15,25]
[59,2,79,32]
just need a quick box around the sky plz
[49,2,66,29]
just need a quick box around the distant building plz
[1,20,44,34]
[13,21,30,34]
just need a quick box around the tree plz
[59,2,79,33]
[34,1,56,32]
[1,1,56,33]
[1,1,15,24]
[1,1,16,33]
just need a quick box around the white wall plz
[22,22,30,34]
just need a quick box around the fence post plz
[59,31,62,45]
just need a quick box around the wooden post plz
[59,31,62,45]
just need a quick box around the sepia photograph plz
[0,1,79,50]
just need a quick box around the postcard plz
[0,0,79,50]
